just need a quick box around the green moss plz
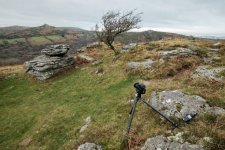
[218,70,225,77]
[176,103,182,112]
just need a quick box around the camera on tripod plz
[127,83,178,135]
[134,83,146,95]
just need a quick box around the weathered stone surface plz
[149,90,225,119]
[86,42,101,49]
[78,142,102,150]
[92,60,103,65]
[159,48,197,57]
[122,43,137,50]
[192,65,225,81]
[80,116,92,133]
[141,135,205,150]
[41,44,69,56]
[76,54,95,63]
[25,44,74,80]
[127,59,154,70]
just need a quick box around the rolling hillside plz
[0,24,96,66]
[0,24,191,66]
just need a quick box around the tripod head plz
[134,83,146,98]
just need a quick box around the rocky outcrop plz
[141,135,205,150]
[149,90,225,119]
[122,43,137,50]
[192,65,225,81]
[159,48,197,57]
[25,44,74,80]
[78,142,102,150]
[127,59,154,70]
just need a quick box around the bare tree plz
[95,10,142,56]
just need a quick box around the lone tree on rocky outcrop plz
[95,10,142,56]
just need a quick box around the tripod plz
[127,83,178,135]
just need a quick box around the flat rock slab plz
[86,42,101,49]
[122,43,137,50]
[41,44,69,56]
[192,65,225,81]
[159,48,197,57]
[127,59,154,70]
[78,142,102,150]
[76,54,95,63]
[149,90,225,119]
[141,135,205,150]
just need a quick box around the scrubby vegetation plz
[0,38,225,149]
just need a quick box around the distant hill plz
[58,27,87,32]
[0,25,29,36]
[0,24,191,66]
[116,30,186,43]
[0,24,96,66]
[0,24,86,39]
[197,35,225,40]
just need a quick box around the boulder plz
[141,135,205,150]
[122,43,137,50]
[127,59,154,70]
[192,65,225,81]
[159,48,197,57]
[25,44,74,80]
[78,142,102,150]
[149,90,225,119]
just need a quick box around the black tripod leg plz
[127,99,138,135]
[141,99,178,128]
[129,105,133,115]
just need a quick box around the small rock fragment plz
[80,116,92,133]
[78,142,102,150]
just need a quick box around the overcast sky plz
[0,0,225,36]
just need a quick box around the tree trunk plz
[108,42,120,56]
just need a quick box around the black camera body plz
[134,83,146,96]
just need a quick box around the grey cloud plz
[0,0,225,36]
